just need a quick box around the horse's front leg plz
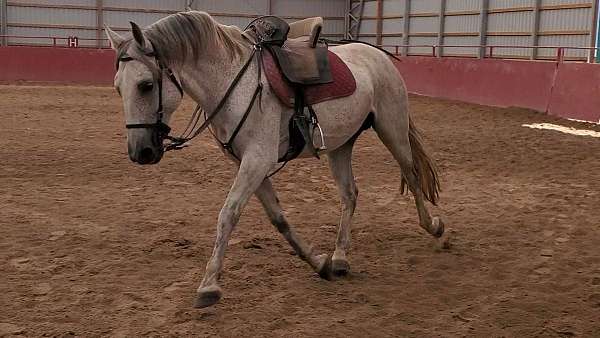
[195,154,271,308]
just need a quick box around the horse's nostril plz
[138,147,155,164]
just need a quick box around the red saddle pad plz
[263,49,357,108]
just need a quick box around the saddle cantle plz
[246,16,357,160]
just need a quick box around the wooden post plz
[531,0,541,60]
[0,0,7,46]
[376,0,383,46]
[402,0,410,56]
[96,0,103,48]
[438,0,446,57]
[478,0,489,59]
[267,0,272,15]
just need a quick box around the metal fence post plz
[96,0,103,48]
[531,0,541,60]
[0,0,7,46]
[590,0,599,62]
[437,0,446,57]
[478,0,489,59]
[402,0,411,56]
[376,0,383,46]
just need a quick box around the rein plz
[168,46,261,156]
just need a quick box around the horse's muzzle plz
[127,129,165,165]
[131,146,163,165]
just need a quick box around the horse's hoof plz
[437,230,451,250]
[194,285,222,309]
[331,259,350,277]
[431,217,445,238]
[316,254,333,281]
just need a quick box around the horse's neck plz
[177,36,255,139]
[178,23,250,107]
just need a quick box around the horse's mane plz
[122,11,249,65]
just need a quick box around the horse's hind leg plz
[373,107,446,242]
[255,178,334,279]
[327,139,358,276]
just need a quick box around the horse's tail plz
[401,117,440,205]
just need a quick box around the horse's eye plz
[138,81,154,93]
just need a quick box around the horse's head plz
[106,22,183,165]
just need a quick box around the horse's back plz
[330,43,403,85]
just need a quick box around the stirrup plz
[313,121,327,152]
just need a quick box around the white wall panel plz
[446,0,482,12]
[104,10,168,28]
[383,18,403,33]
[444,14,480,33]
[362,1,378,17]
[8,6,96,26]
[383,0,405,16]
[539,7,593,31]
[487,35,532,57]
[4,0,597,61]
[103,0,184,11]
[489,0,534,10]
[410,17,438,33]
[192,0,268,15]
[272,0,345,17]
[411,0,441,13]
[8,0,96,5]
[488,11,533,32]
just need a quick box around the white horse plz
[105,11,447,308]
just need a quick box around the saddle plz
[246,16,356,160]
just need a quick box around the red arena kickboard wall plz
[548,62,600,122]
[393,56,600,123]
[0,46,115,85]
[1,46,600,123]
[393,57,556,113]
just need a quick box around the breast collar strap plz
[119,39,183,137]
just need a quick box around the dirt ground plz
[1,85,600,337]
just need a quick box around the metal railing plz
[0,35,110,48]
[382,44,600,63]
[2,35,598,63]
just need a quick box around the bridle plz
[117,40,184,144]
[116,38,262,156]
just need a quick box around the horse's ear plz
[130,21,146,49]
[105,25,124,50]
